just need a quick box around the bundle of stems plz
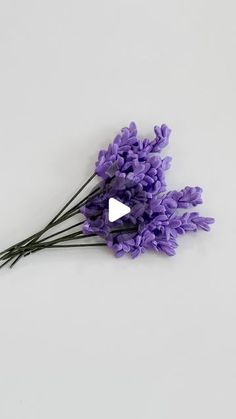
[0,173,107,269]
[0,173,136,268]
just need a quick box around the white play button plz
[108,198,131,222]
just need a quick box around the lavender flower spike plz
[83,122,215,258]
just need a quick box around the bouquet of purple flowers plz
[0,122,214,268]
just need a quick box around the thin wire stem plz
[48,243,106,248]
[34,221,84,244]
[50,172,96,225]
[1,174,98,265]
[0,212,84,261]
[0,256,14,269]
[4,232,97,259]
[1,225,137,268]
[22,221,85,257]
[19,173,96,249]
[62,185,101,219]
[9,255,22,269]
[0,174,97,258]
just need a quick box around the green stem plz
[13,173,96,265]
[50,172,96,225]
[24,226,136,255]
[48,243,106,248]
[10,255,22,269]
[0,174,98,258]
[3,232,96,259]
[0,256,14,270]
[5,224,136,260]
[21,221,85,258]
[1,225,136,269]
[0,211,83,261]
[25,221,85,251]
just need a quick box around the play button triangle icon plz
[108,198,131,222]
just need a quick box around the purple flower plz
[166,186,203,209]
[84,122,214,258]
[95,122,172,194]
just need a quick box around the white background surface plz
[0,1,235,418]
